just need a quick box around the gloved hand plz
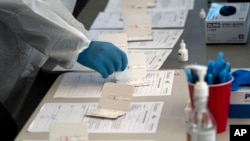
[77,41,128,78]
[231,70,250,91]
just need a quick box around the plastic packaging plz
[178,40,188,62]
[185,65,217,141]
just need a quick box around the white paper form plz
[89,29,183,49]
[128,49,172,70]
[27,102,163,133]
[127,30,183,49]
[51,49,172,72]
[53,70,174,98]
[53,73,112,98]
[153,0,194,10]
[104,0,194,12]
[90,10,188,29]
[134,70,174,96]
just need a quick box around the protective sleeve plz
[0,0,91,69]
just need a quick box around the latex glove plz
[231,70,250,91]
[205,52,231,84]
[185,52,231,85]
[77,41,128,78]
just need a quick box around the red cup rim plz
[188,77,234,87]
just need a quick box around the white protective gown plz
[0,0,90,118]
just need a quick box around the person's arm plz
[24,0,128,77]
[0,0,90,68]
[0,0,127,77]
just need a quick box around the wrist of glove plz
[77,41,128,78]
[231,69,250,91]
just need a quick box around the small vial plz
[178,39,188,62]
[199,9,206,19]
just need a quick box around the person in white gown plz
[0,0,127,126]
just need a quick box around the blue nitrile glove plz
[186,52,232,85]
[206,60,215,84]
[231,70,250,91]
[213,52,224,81]
[209,52,231,84]
[183,67,193,83]
[183,64,198,83]
[219,62,231,83]
[77,41,128,78]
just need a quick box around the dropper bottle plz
[178,39,188,62]
[185,65,217,141]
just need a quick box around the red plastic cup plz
[187,77,233,134]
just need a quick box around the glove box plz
[229,86,250,118]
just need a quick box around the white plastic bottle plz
[199,9,206,19]
[199,9,206,26]
[186,65,217,141]
[178,39,188,62]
